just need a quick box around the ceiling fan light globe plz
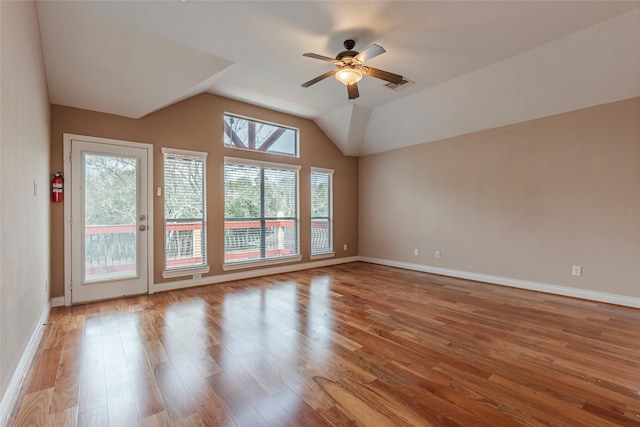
[335,68,362,86]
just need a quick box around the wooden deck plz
[8,262,640,426]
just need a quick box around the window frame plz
[223,113,300,158]
[310,167,335,259]
[223,156,301,270]
[162,147,210,278]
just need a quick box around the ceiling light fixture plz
[302,39,403,100]
[335,67,362,86]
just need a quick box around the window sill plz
[310,252,335,260]
[223,255,302,271]
[162,265,210,279]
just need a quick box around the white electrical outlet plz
[193,273,202,279]
[343,244,348,251]
[414,249,419,256]
[33,180,38,196]
[435,250,441,259]
[572,266,582,277]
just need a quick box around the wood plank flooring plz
[7,262,640,426]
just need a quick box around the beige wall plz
[359,97,640,299]
[50,94,358,297]
[0,0,51,402]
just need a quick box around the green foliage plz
[224,164,296,219]
[264,169,296,217]
[311,172,330,217]
[164,157,204,220]
[311,182,329,216]
[84,155,137,225]
[224,174,260,218]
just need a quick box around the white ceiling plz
[36,1,640,156]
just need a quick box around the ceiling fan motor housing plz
[336,39,359,63]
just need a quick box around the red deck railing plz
[85,219,328,271]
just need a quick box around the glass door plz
[70,140,149,303]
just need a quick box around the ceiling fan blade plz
[301,69,338,88]
[354,44,386,63]
[362,67,404,84]
[303,53,343,65]
[347,82,359,100]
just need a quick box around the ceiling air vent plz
[385,78,414,91]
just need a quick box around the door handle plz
[139,225,147,232]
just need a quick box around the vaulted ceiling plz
[36,1,640,156]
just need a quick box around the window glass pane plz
[164,153,206,270]
[224,161,299,264]
[311,218,331,254]
[311,172,330,217]
[264,168,297,218]
[224,114,298,157]
[311,170,332,254]
[84,154,138,282]
[224,164,261,219]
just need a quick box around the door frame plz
[63,134,154,306]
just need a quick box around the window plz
[311,168,333,256]
[224,157,300,267]
[163,148,208,277]
[224,114,298,157]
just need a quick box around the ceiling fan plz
[301,39,404,100]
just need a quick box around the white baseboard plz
[359,257,640,308]
[0,302,51,426]
[50,297,65,307]
[154,256,360,293]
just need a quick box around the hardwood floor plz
[8,262,640,426]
